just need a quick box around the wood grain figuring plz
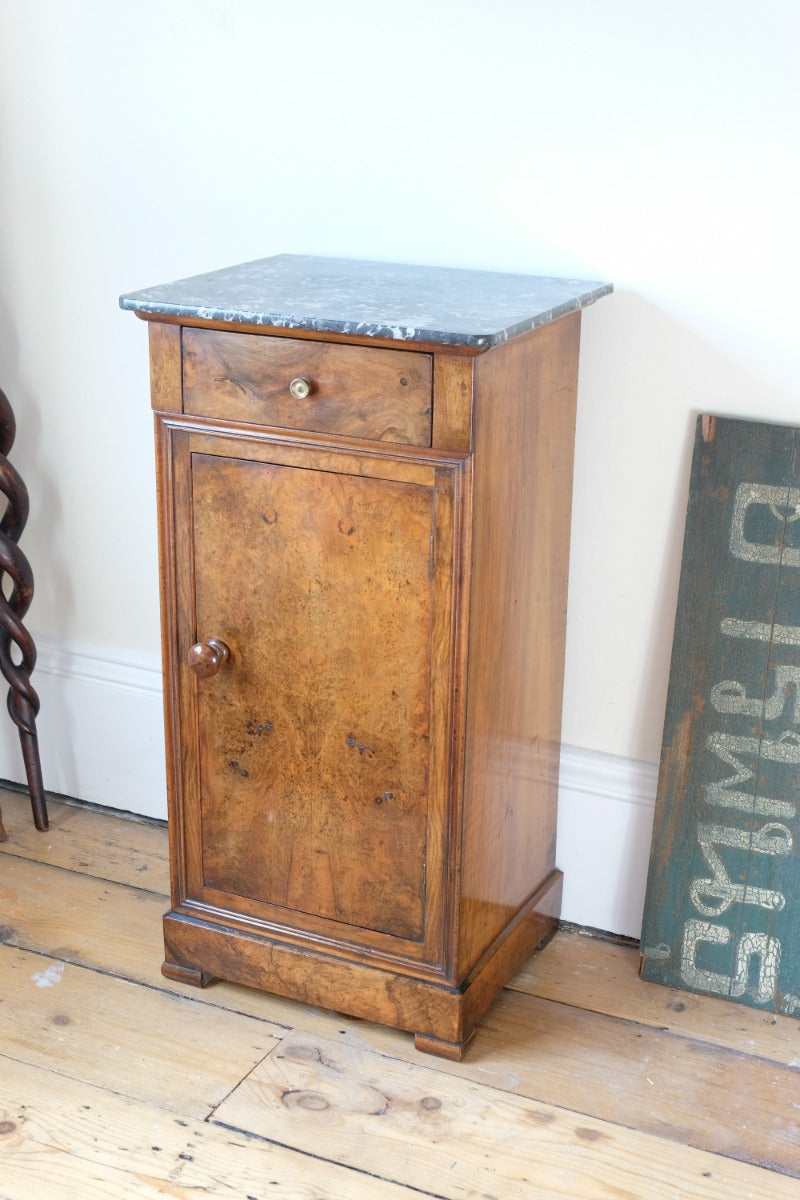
[457,869,561,1018]
[432,353,473,452]
[170,421,440,487]
[162,868,560,1053]
[214,1029,800,1199]
[164,430,464,970]
[3,847,798,1179]
[0,1057,413,1200]
[458,314,580,976]
[478,990,800,1175]
[162,911,470,1046]
[5,797,797,1070]
[183,327,433,444]
[2,792,799,1196]
[191,454,433,938]
[0,819,551,1055]
[0,944,279,1117]
[147,321,182,413]
[143,300,583,1054]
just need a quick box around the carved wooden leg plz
[0,387,47,832]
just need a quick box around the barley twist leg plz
[0,387,47,835]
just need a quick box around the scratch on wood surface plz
[701,414,716,442]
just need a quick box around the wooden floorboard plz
[510,928,800,1064]
[0,945,281,1117]
[214,1029,798,1200]
[1,787,798,1199]
[0,1056,413,1200]
[0,787,170,892]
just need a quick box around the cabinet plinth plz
[122,255,610,1057]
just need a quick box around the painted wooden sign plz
[641,415,800,1016]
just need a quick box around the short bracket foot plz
[414,1028,476,1061]
[162,960,215,988]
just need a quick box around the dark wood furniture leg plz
[0,387,47,838]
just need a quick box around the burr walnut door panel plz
[167,427,460,963]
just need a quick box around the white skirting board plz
[556,745,657,939]
[0,637,168,821]
[0,637,658,939]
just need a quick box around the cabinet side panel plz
[458,314,580,977]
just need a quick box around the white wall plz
[0,0,798,936]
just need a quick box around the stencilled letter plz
[720,618,800,645]
[710,665,800,724]
[690,822,788,917]
[729,483,800,567]
[703,731,798,819]
[681,919,781,1003]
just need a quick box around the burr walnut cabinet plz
[121,255,611,1058]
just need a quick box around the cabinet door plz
[162,425,464,966]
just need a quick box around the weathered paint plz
[641,415,800,1016]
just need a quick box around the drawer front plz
[182,328,432,445]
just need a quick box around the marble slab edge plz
[120,254,613,350]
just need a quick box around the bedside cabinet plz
[121,255,611,1059]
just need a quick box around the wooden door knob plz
[187,639,231,678]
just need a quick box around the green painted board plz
[641,414,800,1016]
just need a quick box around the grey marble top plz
[119,254,612,349]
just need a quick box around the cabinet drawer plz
[182,328,432,445]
